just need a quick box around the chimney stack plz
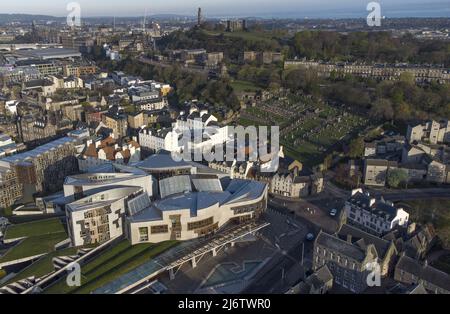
[347,234,352,243]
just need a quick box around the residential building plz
[363,159,398,186]
[344,189,410,236]
[0,133,25,157]
[17,115,57,145]
[78,136,141,171]
[102,112,128,138]
[0,163,22,209]
[0,137,79,197]
[337,224,398,276]
[426,160,447,183]
[394,255,450,294]
[407,120,450,144]
[284,60,450,84]
[286,266,333,294]
[139,127,181,153]
[313,230,378,293]
[127,112,147,130]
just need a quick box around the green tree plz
[348,137,365,159]
[387,169,408,188]
[322,154,333,171]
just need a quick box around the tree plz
[322,154,333,171]
[387,169,408,188]
[348,137,365,159]
[370,98,394,121]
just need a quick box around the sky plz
[0,0,449,18]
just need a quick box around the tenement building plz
[343,189,409,236]
[313,230,379,293]
[395,255,450,294]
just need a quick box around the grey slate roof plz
[337,224,393,258]
[396,255,450,292]
[316,231,367,262]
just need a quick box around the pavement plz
[269,197,340,234]
[143,208,311,294]
[242,208,314,294]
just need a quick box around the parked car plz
[330,208,338,217]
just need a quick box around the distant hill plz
[0,14,64,23]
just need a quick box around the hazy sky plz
[0,0,449,18]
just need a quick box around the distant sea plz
[210,2,450,19]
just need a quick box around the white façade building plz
[125,178,268,244]
[344,189,409,236]
[175,108,218,131]
[139,127,182,153]
[66,186,145,246]
[138,108,231,154]
[63,171,154,201]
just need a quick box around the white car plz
[330,208,338,217]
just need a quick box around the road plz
[244,240,309,294]
[243,206,317,294]
[323,178,450,202]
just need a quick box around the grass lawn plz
[238,117,261,127]
[0,207,13,217]
[4,247,78,284]
[397,198,450,248]
[231,80,262,93]
[4,218,65,240]
[44,240,178,294]
[0,232,68,264]
[203,30,277,44]
[283,142,323,168]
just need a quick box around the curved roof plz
[136,153,192,171]
[67,186,142,212]
[128,179,267,222]
[64,172,148,186]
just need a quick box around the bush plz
[387,169,408,188]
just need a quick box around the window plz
[139,227,149,242]
[188,217,214,231]
[151,225,169,234]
